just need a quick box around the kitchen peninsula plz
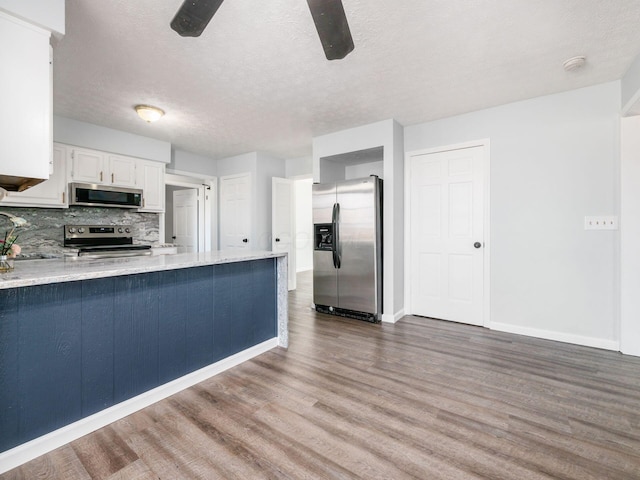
[0,251,288,470]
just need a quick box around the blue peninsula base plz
[0,256,284,469]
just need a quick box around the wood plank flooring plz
[3,270,640,479]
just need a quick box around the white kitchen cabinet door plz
[108,154,137,187]
[137,160,165,212]
[0,143,67,207]
[0,12,51,188]
[70,147,105,184]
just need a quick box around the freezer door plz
[312,183,338,308]
[336,177,382,315]
[312,182,335,224]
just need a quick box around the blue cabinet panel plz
[252,259,278,343]
[158,270,188,383]
[184,266,214,370]
[17,282,83,444]
[0,258,278,453]
[213,259,276,360]
[213,263,240,360]
[113,273,160,403]
[81,278,115,416]
[0,289,19,451]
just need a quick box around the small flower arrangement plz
[0,212,27,259]
[0,231,20,258]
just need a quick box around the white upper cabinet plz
[69,147,137,187]
[0,12,52,190]
[107,155,137,187]
[136,160,165,212]
[0,143,68,207]
[70,147,105,184]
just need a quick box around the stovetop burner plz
[64,224,152,258]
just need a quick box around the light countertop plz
[0,250,286,289]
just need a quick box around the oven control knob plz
[125,228,131,234]
[78,227,85,234]
[118,228,124,233]
[68,227,76,233]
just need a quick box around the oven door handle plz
[77,250,153,259]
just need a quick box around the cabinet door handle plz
[111,173,114,183]
[100,171,103,182]
[62,191,65,203]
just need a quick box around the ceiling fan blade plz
[171,0,224,37]
[306,0,354,60]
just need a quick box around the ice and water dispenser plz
[314,224,334,251]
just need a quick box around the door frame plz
[404,139,491,327]
[163,170,217,251]
[272,177,296,290]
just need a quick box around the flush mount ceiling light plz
[135,104,165,123]
[563,56,586,72]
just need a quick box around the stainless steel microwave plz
[69,182,143,208]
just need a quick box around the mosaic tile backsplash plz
[0,206,159,258]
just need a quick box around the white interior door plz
[272,177,296,290]
[409,145,485,326]
[173,189,198,253]
[220,172,252,250]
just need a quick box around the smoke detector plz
[563,56,586,72]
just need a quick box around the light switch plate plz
[584,216,618,230]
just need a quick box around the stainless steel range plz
[64,224,152,259]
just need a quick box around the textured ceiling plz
[53,0,640,161]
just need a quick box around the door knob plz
[275,238,280,242]
[242,238,248,243]
[172,236,176,240]
[474,242,482,249]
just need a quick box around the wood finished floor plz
[3,271,640,479]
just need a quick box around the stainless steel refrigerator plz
[312,176,382,322]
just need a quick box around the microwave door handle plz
[332,203,341,269]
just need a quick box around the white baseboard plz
[489,322,619,351]
[382,309,405,324]
[0,338,279,474]
[619,343,640,357]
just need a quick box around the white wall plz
[622,54,640,114]
[345,161,384,179]
[286,157,313,177]
[405,81,621,349]
[313,119,404,322]
[54,116,171,163]
[294,178,313,272]
[0,0,64,34]
[171,149,217,176]
[620,116,640,356]
[318,159,346,183]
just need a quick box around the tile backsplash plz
[0,207,159,258]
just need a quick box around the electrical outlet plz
[584,216,618,230]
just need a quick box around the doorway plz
[405,140,490,326]
[163,172,217,252]
[294,177,313,273]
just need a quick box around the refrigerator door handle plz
[332,202,341,269]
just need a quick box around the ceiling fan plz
[170,0,354,60]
